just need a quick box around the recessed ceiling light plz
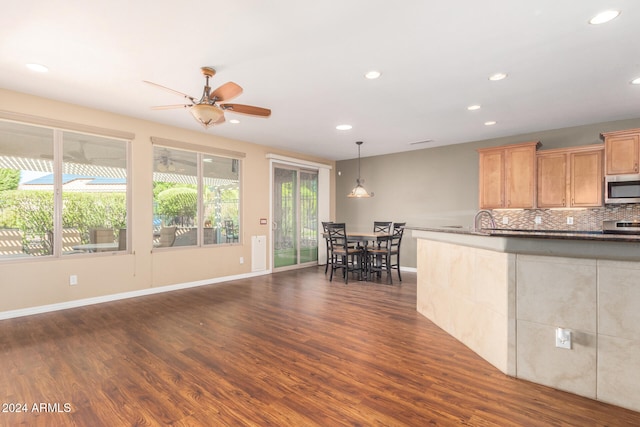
[467,104,481,111]
[631,77,640,85]
[484,121,497,126]
[229,119,240,124]
[364,70,381,79]
[488,73,507,81]
[336,124,352,131]
[26,63,48,73]
[589,10,620,25]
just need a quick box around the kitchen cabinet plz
[536,144,603,208]
[478,141,539,209]
[601,128,640,175]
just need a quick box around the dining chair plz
[321,221,333,274]
[90,227,115,252]
[224,220,239,243]
[157,226,177,247]
[61,228,83,254]
[373,221,392,248]
[389,222,406,282]
[118,228,127,251]
[367,222,405,284]
[327,223,363,284]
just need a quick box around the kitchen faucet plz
[474,210,496,232]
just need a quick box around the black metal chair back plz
[322,221,334,274]
[373,221,392,249]
[326,223,362,283]
[373,221,392,234]
[389,222,406,282]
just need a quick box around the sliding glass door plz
[273,165,318,270]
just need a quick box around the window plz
[0,119,130,259]
[152,145,241,248]
[61,131,128,254]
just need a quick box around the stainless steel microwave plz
[605,174,640,204]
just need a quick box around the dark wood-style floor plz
[1,267,639,426]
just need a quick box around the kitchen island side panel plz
[416,238,516,376]
[413,228,640,413]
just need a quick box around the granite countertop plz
[406,225,640,243]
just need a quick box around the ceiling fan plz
[154,148,195,172]
[40,141,91,164]
[144,67,271,128]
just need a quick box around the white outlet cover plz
[567,217,574,225]
[535,216,542,224]
[555,328,571,349]
[502,217,509,225]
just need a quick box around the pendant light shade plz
[348,141,373,198]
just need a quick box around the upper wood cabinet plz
[537,151,567,208]
[536,144,603,208]
[601,128,640,175]
[478,141,539,209]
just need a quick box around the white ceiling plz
[1,1,638,160]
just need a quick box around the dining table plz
[72,242,119,252]
[345,232,392,280]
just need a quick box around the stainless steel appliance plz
[602,220,640,234]
[605,174,640,204]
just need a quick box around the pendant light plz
[348,141,373,198]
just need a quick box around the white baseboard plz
[0,269,272,321]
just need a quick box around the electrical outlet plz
[567,217,574,225]
[239,257,244,264]
[69,275,78,286]
[535,216,542,225]
[555,328,572,349]
[502,217,509,225]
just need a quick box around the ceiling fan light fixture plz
[347,141,373,198]
[190,104,224,128]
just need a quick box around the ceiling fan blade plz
[220,104,271,117]
[151,104,190,110]
[210,82,243,102]
[143,80,195,102]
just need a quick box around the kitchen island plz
[410,226,640,413]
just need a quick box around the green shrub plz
[156,187,197,226]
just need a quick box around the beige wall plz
[336,117,640,268]
[0,89,335,313]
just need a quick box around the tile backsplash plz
[486,205,640,231]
